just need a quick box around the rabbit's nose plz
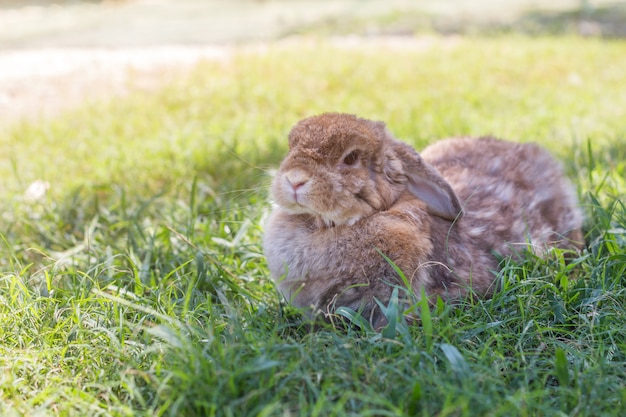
[285,171,309,191]
[284,171,310,204]
[289,179,307,190]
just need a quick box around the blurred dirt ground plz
[0,46,230,123]
[0,0,624,125]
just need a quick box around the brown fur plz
[263,113,584,327]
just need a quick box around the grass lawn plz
[1,35,626,416]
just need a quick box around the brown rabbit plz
[263,113,584,328]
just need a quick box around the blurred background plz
[1,0,625,123]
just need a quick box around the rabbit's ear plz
[392,141,463,221]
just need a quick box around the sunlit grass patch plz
[1,36,625,416]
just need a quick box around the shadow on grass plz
[505,2,626,38]
[299,2,626,39]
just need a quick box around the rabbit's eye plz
[343,151,359,166]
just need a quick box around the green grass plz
[1,36,626,416]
